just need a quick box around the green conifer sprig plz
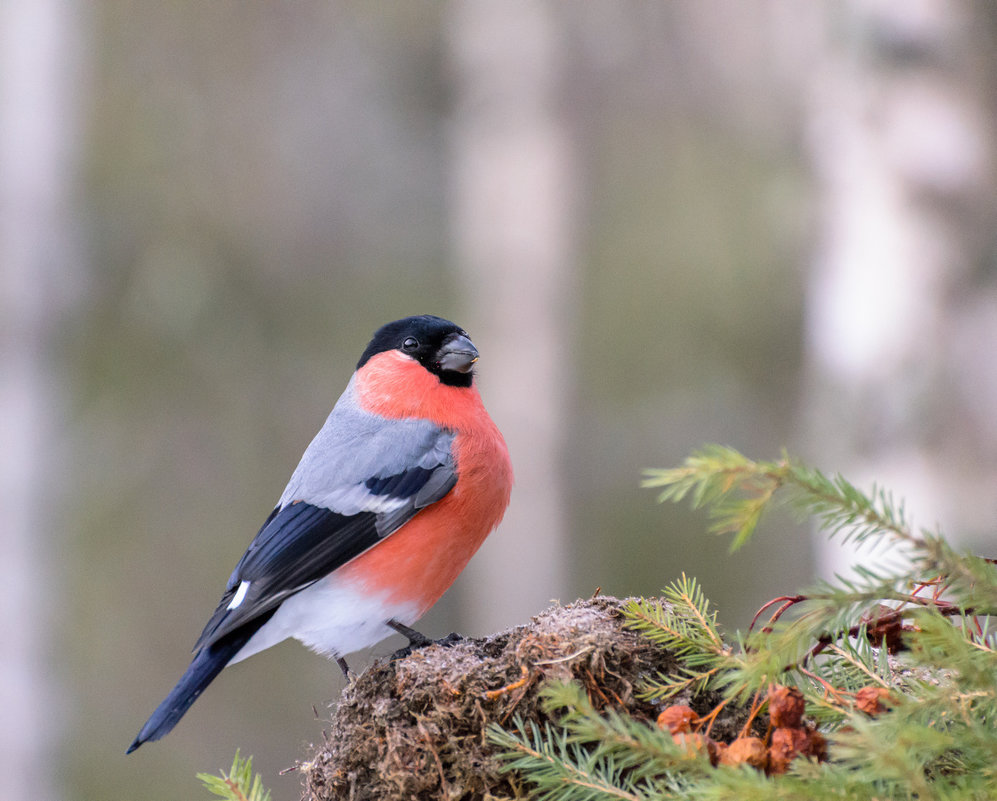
[641,446,920,553]
[623,575,740,700]
[197,750,271,801]
[488,719,655,801]
[491,682,709,801]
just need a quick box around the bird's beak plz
[435,333,479,374]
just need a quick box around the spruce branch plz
[642,446,782,551]
[643,446,929,556]
[542,681,709,777]
[646,445,997,618]
[490,682,713,801]
[489,719,661,801]
[485,448,997,800]
[623,576,739,701]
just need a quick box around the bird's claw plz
[389,630,464,663]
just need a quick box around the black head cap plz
[357,315,479,387]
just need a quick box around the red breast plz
[335,350,513,614]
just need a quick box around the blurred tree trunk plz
[447,0,577,631]
[0,1,84,799]
[802,0,997,572]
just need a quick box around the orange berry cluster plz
[854,685,892,716]
[656,685,828,774]
[861,604,908,654]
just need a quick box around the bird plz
[127,315,513,752]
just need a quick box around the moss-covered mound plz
[299,596,748,800]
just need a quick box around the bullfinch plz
[127,315,512,752]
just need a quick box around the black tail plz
[127,616,271,753]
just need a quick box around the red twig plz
[799,666,850,704]
[736,688,765,739]
[749,595,806,634]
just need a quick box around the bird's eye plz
[402,337,419,352]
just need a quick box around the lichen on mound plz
[298,597,692,800]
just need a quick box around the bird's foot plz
[335,655,354,682]
[387,618,433,649]
[387,619,464,661]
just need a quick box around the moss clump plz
[299,596,740,801]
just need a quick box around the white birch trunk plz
[0,1,84,798]
[447,0,577,631]
[802,0,997,574]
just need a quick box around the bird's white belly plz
[228,577,420,665]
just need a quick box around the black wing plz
[193,462,456,652]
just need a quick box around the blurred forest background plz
[5,1,997,799]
